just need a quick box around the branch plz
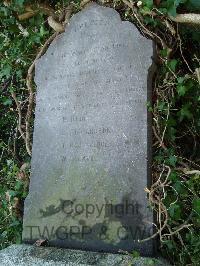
[196,68,200,85]
[170,13,200,25]
[48,16,64,32]
[11,92,26,142]
[80,0,91,8]
[152,126,167,150]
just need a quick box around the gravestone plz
[23,3,155,256]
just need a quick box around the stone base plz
[0,244,170,266]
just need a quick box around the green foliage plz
[0,0,51,250]
[186,0,200,11]
[142,0,200,15]
[131,250,140,258]
[0,0,51,145]
[141,0,200,263]
[152,40,200,266]
[0,160,26,249]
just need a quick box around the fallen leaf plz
[18,11,36,21]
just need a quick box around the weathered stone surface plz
[0,245,170,266]
[23,3,154,255]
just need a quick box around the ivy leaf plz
[0,231,7,239]
[186,0,200,11]
[132,250,140,258]
[169,155,177,166]
[164,240,175,250]
[6,190,17,198]
[160,48,168,58]
[143,0,153,9]
[169,204,181,220]
[3,98,12,106]
[15,180,23,191]
[158,101,167,112]
[174,181,188,196]
[179,104,193,121]
[9,220,21,227]
[167,155,177,167]
[167,5,177,16]
[0,64,12,79]
[177,84,187,96]
[167,0,187,16]
[169,172,178,182]
[174,0,187,5]
[177,76,185,84]
[147,101,153,112]
[168,59,178,72]
[39,26,49,37]
[14,0,24,7]
[193,198,200,215]
[167,126,176,141]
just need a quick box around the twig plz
[63,4,73,26]
[178,156,200,169]
[11,92,26,141]
[195,68,200,85]
[140,166,171,243]
[163,224,193,237]
[80,0,91,8]
[161,102,170,145]
[152,126,167,150]
[183,170,200,175]
[177,27,193,74]
[48,16,64,32]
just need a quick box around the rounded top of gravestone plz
[34,3,153,86]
